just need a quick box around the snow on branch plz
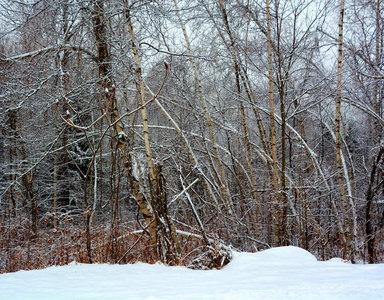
[0,45,98,63]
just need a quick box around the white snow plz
[118,131,127,140]
[1,246,383,300]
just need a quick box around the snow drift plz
[0,246,383,300]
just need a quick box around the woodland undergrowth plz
[1,214,383,274]
[0,213,216,274]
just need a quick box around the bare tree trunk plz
[125,9,155,181]
[7,111,17,216]
[266,0,281,247]
[364,0,383,265]
[124,2,181,260]
[83,1,183,262]
[56,3,71,210]
[53,140,58,228]
[91,0,160,258]
[218,0,257,225]
[372,0,381,142]
[366,143,384,263]
[276,8,288,246]
[25,171,37,235]
[335,0,354,260]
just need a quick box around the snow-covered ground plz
[1,246,383,300]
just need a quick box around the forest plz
[0,0,383,273]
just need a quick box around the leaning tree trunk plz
[92,0,160,259]
[218,0,258,226]
[125,2,181,261]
